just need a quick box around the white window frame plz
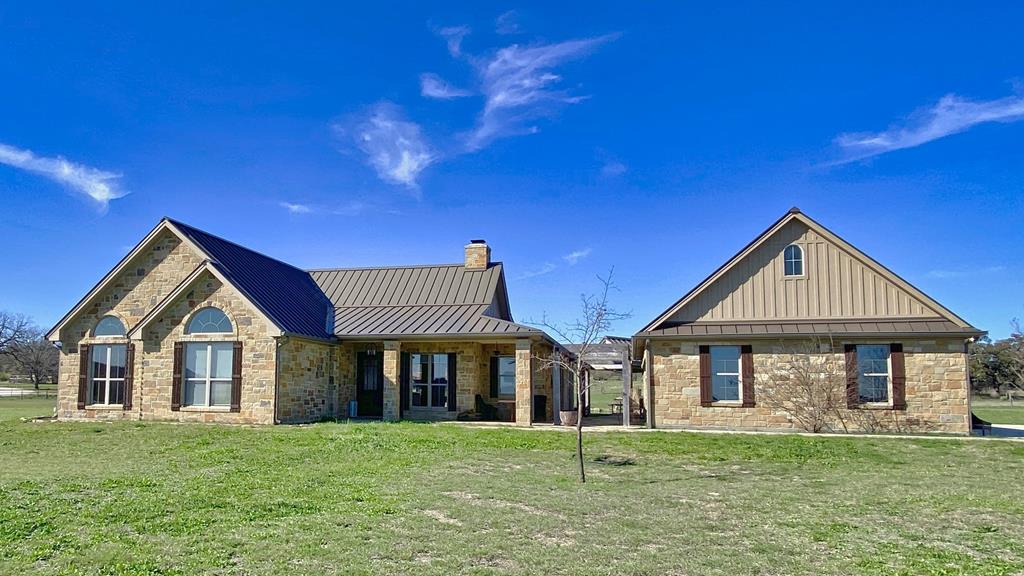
[89,344,127,406]
[410,353,450,410]
[497,356,516,398]
[784,244,804,278]
[183,342,234,408]
[710,345,742,404]
[856,344,892,405]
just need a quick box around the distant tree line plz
[0,311,58,387]
[969,322,1024,400]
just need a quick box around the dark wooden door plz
[356,351,383,418]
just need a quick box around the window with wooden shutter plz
[890,343,906,410]
[740,345,755,407]
[77,343,90,409]
[447,352,457,412]
[123,343,135,410]
[844,344,858,408]
[699,345,712,407]
[171,342,183,411]
[230,341,243,412]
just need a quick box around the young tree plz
[529,269,629,483]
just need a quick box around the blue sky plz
[1,2,1022,338]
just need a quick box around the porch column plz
[515,338,533,425]
[644,343,654,429]
[382,340,401,421]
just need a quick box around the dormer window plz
[784,244,803,277]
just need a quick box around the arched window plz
[186,307,233,334]
[93,315,126,337]
[784,244,804,277]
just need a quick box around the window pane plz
[185,380,207,406]
[411,354,428,385]
[412,384,428,407]
[187,307,233,334]
[91,346,108,380]
[94,315,126,337]
[712,375,740,402]
[108,381,125,405]
[785,259,796,276]
[710,346,740,375]
[90,377,104,404]
[210,381,231,406]
[431,385,448,408]
[498,357,516,397]
[431,354,448,384]
[186,344,208,378]
[859,375,888,402]
[793,259,803,275]
[210,343,234,379]
[109,345,127,379]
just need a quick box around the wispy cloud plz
[420,73,472,99]
[0,142,127,210]
[563,248,591,265]
[516,262,557,280]
[834,92,1024,162]
[438,26,470,57]
[337,102,437,190]
[465,34,617,151]
[495,10,520,34]
[926,265,1006,279]
[280,202,312,214]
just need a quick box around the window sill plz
[84,404,124,411]
[707,401,746,408]
[854,402,893,410]
[179,405,232,413]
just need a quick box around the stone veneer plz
[277,337,336,423]
[648,338,970,434]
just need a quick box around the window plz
[857,344,890,403]
[784,244,803,277]
[184,342,234,407]
[90,344,127,404]
[410,353,449,409]
[497,356,516,398]
[186,307,232,334]
[710,345,741,402]
[93,315,126,337]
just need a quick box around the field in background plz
[972,396,1024,425]
[2,397,1023,575]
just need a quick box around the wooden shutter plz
[123,343,135,410]
[447,352,457,412]
[77,343,90,409]
[171,342,183,411]
[890,343,906,410]
[699,345,712,407]
[230,341,242,413]
[490,357,500,398]
[844,344,858,408]
[740,344,755,407]
[400,352,410,415]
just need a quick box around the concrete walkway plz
[990,424,1024,438]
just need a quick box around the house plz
[45,218,570,425]
[633,208,984,435]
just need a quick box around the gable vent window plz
[186,307,233,334]
[784,244,804,277]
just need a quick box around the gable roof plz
[637,208,983,339]
[310,264,543,338]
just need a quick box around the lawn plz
[2,398,1023,575]
[972,397,1024,425]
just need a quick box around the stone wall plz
[649,338,970,434]
[400,341,483,421]
[277,337,335,423]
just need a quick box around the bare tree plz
[529,269,630,483]
[756,337,851,433]
[0,311,33,354]
[7,328,59,388]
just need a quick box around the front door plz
[356,350,384,418]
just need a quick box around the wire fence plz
[0,385,58,399]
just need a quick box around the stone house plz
[633,208,984,435]
[46,218,568,425]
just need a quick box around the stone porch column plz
[382,340,401,421]
[515,338,533,425]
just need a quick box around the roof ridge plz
[164,217,314,278]
[307,262,503,272]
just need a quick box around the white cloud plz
[516,262,557,280]
[338,102,437,190]
[280,202,312,214]
[420,73,472,99]
[0,142,127,210]
[601,160,627,177]
[438,26,470,57]
[495,10,520,34]
[563,248,592,265]
[926,265,1005,279]
[463,35,616,151]
[834,92,1024,162]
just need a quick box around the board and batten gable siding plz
[668,219,941,323]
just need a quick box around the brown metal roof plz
[637,319,982,339]
[310,264,541,338]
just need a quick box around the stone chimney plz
[464,239,490,270]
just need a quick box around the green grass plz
[973,397,1024,425]
[588,373,623,414]
[2,398,1023,575]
